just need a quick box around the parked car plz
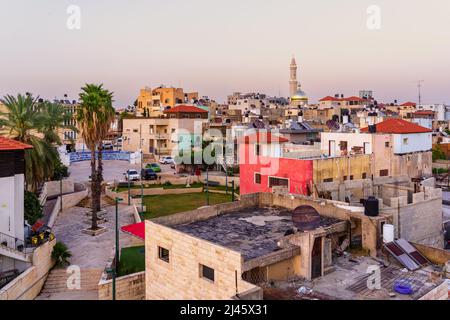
[141,168,157,181]
[124,169,140,181]
[146,163,161,172]
[102,142,114,150]
[160,156,175,165]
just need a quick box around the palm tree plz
[40,101,78,145]
[77,84,114,229]
[0,94,59,191]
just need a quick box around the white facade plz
[392,132,432,155]
[0,174,25,242]
[320,132,372,156]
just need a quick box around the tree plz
[40,101,78,145]
[24,191,43,224]
[432,144,447,161]
[77,84,114,229]
[0,94,60,191]
[51,242,72,267]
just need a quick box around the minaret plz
[289,56,298,98]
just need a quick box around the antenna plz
[417,80,424,107]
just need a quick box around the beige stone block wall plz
[145,221,259,300]
[98,271,145,300]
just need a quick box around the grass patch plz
[118,246,145,277]
[113,182,239,194]
[142,192,233,220]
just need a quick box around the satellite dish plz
[292,206,321,232]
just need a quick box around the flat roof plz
[172,206,340,261]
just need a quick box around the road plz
[69,160,176,184]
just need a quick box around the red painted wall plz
[239,143,313,195]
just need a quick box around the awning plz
[121,222,145,240]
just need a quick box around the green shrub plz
[24,191,43,224]
[432,145,447,161]
[52,158,69,180]
[51,242,72,267]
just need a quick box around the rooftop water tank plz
[364,196,379,217]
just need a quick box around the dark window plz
[158,246,170,263]
[255,144,261,156]
[385,142,390,148]
[323,178,333,183]
[350,175,354,180]
[268,177,289,188]
[133,129,139,133]
[200,264,215,282]
[343,176,348,181]
[255,173,261,184]
[362,173,367,179]
[380,169,389,177]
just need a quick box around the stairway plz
[36,268,103,300]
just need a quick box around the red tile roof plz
[239,132,289,144]
[319,96,340,102]
[319,96,365,102]
[360,118,432,134]
[413,110,434,116]
[164,105,208,113]
[400,102,416,107]
[0,136,33,151]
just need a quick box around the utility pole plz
[113,196,123,300]
[418,80,424,107]
[206,166,209,206]
[140,124,143,213]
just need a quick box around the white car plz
[160,156,175,165]
[124,169,140,181]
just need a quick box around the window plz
[158,246,170,263]
[254,173,261,184]
[350,175,354,180]
[200,264,215,282]
[133,129,139,133]
[380,169,389,177]
[323,178,333,183]
[385,142,389,148]
[403,138,409,145]
[362,173,367,179]
[343,176,348,181]
[171,128,176,133]
[268,177,289,188]
[255,144,261,156]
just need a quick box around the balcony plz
[149,133,170,140]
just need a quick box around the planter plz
[82,227,108,236]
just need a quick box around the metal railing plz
[0,231,26,253]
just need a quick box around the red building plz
[239,132,313,196]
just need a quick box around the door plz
[329,140,336,157]
[311,237,322,279]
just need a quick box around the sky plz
[0,0,449,107]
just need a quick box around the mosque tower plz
[289,56,298,98]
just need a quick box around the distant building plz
[121,105,208,155]
[136,86,199,117]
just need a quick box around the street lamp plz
[127,171,131,206]
[140,149,144,213]
[113,196,123,300]
[206,165,209,206]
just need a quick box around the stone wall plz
[47,189,88,228]
[98,271,145,300]
[0,239,55,300]
[45,180,75,197]
[145,221,260,300]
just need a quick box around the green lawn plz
[118,246,145,277]
[142,192,233,220]
[114,182,240,194]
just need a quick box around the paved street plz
[69,160,175,184]
[36,201,141,300]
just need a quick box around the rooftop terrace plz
[172,206,340,260]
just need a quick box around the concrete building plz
[121,105,208,155]
[239,131,371,196]
[136,86,199,117]
[0,137,33,276]
[321,118,433,178]
[144,191,447,300]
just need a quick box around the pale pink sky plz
[0,0,449,106]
